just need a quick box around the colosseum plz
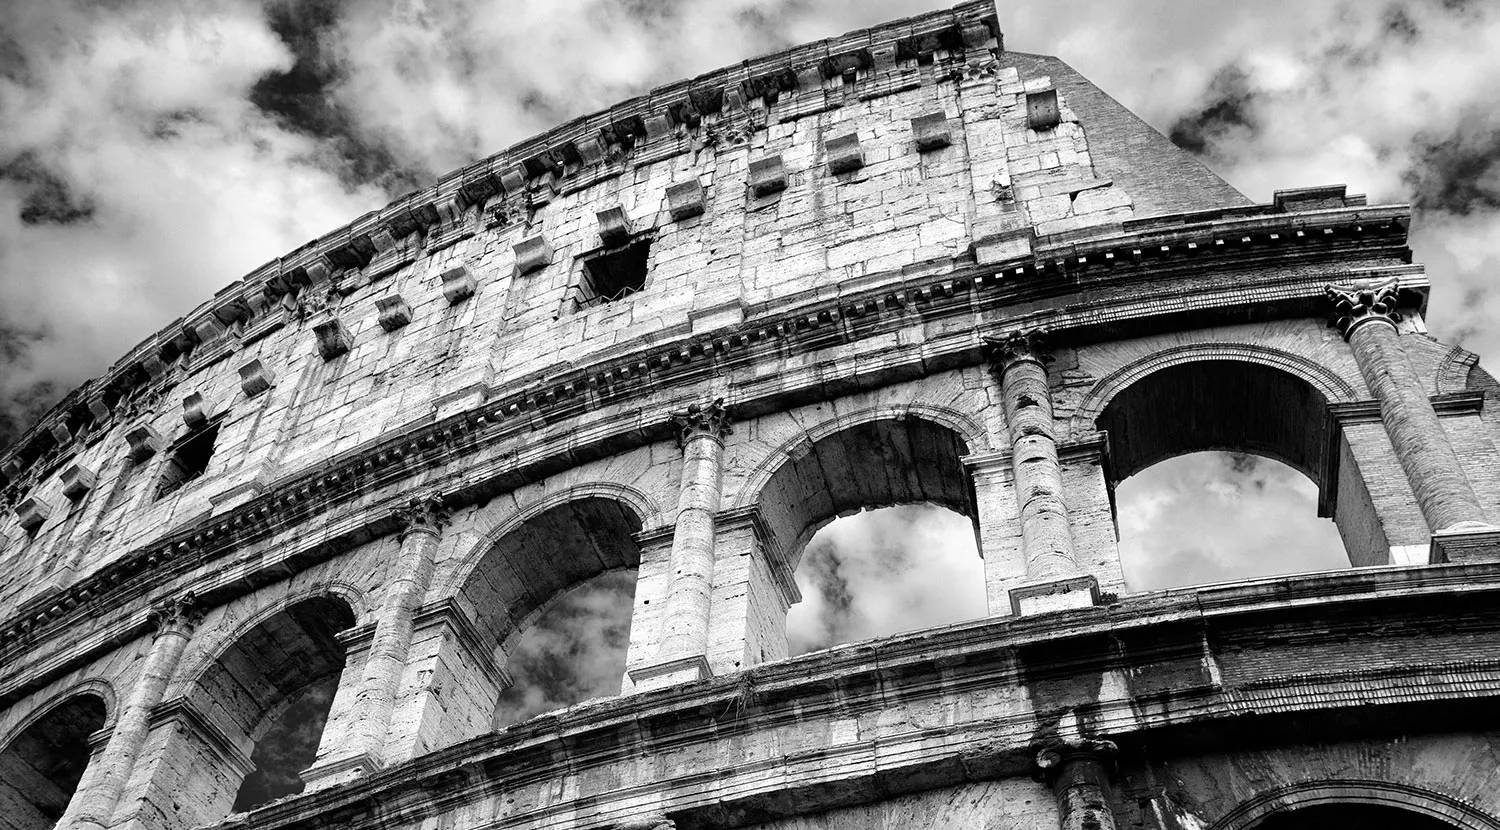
[3,2,1500,829]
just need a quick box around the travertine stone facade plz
[4,2,1500,829]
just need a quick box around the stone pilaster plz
[1328,279,1490,534]
[986,331,1098,615]
[629,400,730,690]
[1034,738,1120,830]
[304,496,448,786]
[58,593,199,830]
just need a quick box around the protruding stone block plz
[125,423,162,461]
[87,394,111,420]
[666,180,706,221]
[912,111,952,150]
[441,266,477,304]
[375,295,413,331]
[15,496,52,532]
[313,315,352,360]
[182,392,210,429]
[498,165,527,196]
[643,113,674,142]
[748,155,787,196]
[48,421,71,445]
[596,206,632,246]
[239,359,274,397]
[61,464,97,501]
[513,236,552,275]
[1010,575,1099,616]
[825,132,864,174]
[1027,88,1061,131]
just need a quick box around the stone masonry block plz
[666,180,706,221]
[15,496,52,532]
[748,155,787,197]
[825,132,864,174]
[596,206,632,246]
[442,266,478,304]
[313,315,352,360]
[913,111,952,151]
[125,423,162,461]
[375,295,413,331]
[48,421,71,445]
[513,236,552,275]
[60,463,96,501]
[1027,89,1061,131]
[182,391,210,429]
[239,359,275,397]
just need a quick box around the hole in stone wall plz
[0,693,107,830]
[787,504,984,656]
[576,238,651,307]
[155,420,220,499]
[1116,451,1346,591]
[493,569,636,727]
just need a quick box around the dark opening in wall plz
[155,420,221,499]
[576,237,651,307]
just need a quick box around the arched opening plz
[757,417,986,654]
[182,595,355,816]
[1099,360,1378,590]
[457,497,642,728]
[0,693,107,829]
[1252,803,1458,829]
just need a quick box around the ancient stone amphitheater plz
[5,2,1500,829]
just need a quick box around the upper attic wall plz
[0,0,1288,604]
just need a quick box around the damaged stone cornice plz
[0,206,1425,664]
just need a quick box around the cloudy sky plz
[3,0,1500,792]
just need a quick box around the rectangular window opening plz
[155,420,221,499]
[576,237,652,308]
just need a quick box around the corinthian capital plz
[983,328,1052,370]
[148,592,201,638]
[672,398,731,447]
[1033,737,1119,783]
[394,494,451,541]
[1326,277,1401,339]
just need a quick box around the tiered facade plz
[4,3,1500,829]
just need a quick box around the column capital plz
[1033,737,1119,782]
[393,494,451,541]
[983,328,1052,370]
[147,592,201,639]
[672,398,731,447]
[1326,277,1401,339]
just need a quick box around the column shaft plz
[657,428,725,661]
[1036,740,1119,830]
[1348,320,1487,532]
[60,598,196,830]
[1000,354,1080,580]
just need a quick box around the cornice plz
[0,207,1420,684]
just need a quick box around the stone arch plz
[437,482,658,602]
[736,404,991,515]
[153,592,357,823]
[0,678,116,750]
[1089,345,1390,572]
[742,409,978,573]
[453,493,646,659]
[0,689,110,830]
[172,580,366,693]
[1072,342,1360,432]
[1212,780,1500,830]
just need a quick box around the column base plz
[1010,575,1100,616]
[627,655,713,691]
[299,751,380,790]
[1429,525,1500,565]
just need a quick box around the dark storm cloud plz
[233,679,337,810]
[1404,116,1500,216]
[1168,65,1257,156]
[252,0,422,193]
[1,153,96,226]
